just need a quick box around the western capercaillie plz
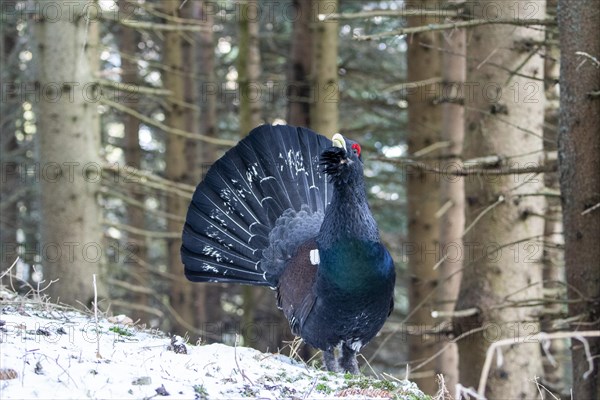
[181,124,395,373]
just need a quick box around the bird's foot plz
[339,344,360,374]
[323,348,340,372]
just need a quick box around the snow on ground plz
[0,294,426,399]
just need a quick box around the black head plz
[320,133,364,184]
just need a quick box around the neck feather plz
[317,176,379,247]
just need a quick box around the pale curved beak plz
[332,133,346,150]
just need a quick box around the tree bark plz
[180,1,201,186]
[454,1,546,398]
[34,0,104,306]
[198,1,217,171]
[436,2,465,391]
[237,0,264,347]
[0,20,19,277]
[238,0,262,131]
[195,0,225,333]
[117,0,148,323]
[311,0,339,135]
[405,0,442,394]
[179,0,206,341]
[558,1,600,398]
[541,0,568,395]
[162,0,196,336]
[287,0,313,127]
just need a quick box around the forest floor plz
[0,289,427,399]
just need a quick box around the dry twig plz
[93,275,102,359]
[477,331,600,396]
[233,334,254,385]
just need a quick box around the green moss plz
[274,370,299,384]
[277,370,287,378]
[343,375,397,392]
[193,384,208,395]
[390,389,432,400]
[193,384,209,399]
[406,394,432,400]
[109,326,133,336]
[315,382,333,394]
[241,385,259,397]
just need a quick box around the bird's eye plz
[351,143,361,157]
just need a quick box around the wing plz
[276,239,319,335]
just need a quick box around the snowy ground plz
[0,293,426,399]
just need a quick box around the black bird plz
[181,124,395,373]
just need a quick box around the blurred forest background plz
[1,0,598,399]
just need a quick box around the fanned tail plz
[181,125,332,285]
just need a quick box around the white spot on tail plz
[201,263,219,273]
[309,249,320,265]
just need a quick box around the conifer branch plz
[324,9,461,21]
[356,17,556,41]
[101,163,195,195]
[101,98,236,146]
[102,220,181,239]
[99,187,187,222]
[118,20,209,33]
[97,79,172,96]
[377,157,557,176]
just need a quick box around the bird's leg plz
[339,343,360,374]
[322,347,339,372]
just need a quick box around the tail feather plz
[181,125,332,285]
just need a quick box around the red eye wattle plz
[351,143,361,157]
